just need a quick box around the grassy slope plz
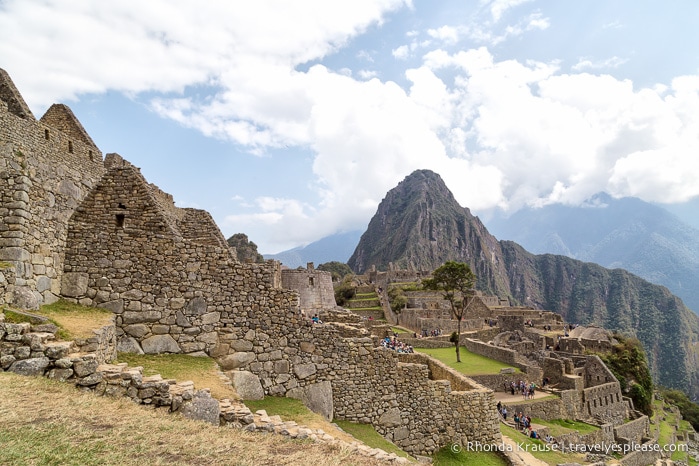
[415,346,520,375]
[116,353,237,401]
[0,372,383,466]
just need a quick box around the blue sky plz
[1,0,698,253]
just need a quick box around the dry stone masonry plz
[0,68,501,456]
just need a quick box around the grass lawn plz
[243,396,357,444]
[116,353,237,401]
[500,425,587,465]
[415,346,520,376]
[4,300,114,340]
[391,326,410,334]
[0,372,382,466]
[432,445,508,465]
[334,421,413,460]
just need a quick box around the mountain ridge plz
[349,169,699,398]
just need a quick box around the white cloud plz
[427,25,461,44]
[3,1,699,252]
[392,45,410,59]
[573,56,629,71]
[486,0,534,22]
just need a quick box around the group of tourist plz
[380,336,415,353]
[420,328,443,337]
[503,380,538,399]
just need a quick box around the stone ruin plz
[0,68,501,456]
[375,283,656,457]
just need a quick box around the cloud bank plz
[1,0,698,252]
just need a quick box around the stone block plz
[200,311,220,325]
[61,272,89,297]
[141,334,181,354]
[117,336,144,354]
[98,299,124,314]
[180,390,220,425]
[185,296,207,315]
[293,363,316,379]
[0,246,29,261]
[11,286,39,310]
[378,407,402,427]
[228,370,264,400]
[124,324,149,338]
[230,339,253,352]
[8,356,49,376]
[219,352,256,370]
[122,310,161,324]
[287,381,334,421]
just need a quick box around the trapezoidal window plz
[68,141,73,153]
[116,214,125,228]
[309,277,314,286]
[44,129,50,140]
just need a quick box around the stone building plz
[280,262,337,313]
[0,69,105,310]
[0,69,501,456]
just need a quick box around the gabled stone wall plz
[0,70,104,309]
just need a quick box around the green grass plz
[2,309,45,324]
[354,293,378,298]
[0,261,13,269]
[432,445,508,465]
[415,346,520,376]
[533,418,599,436]
[244,396,312,419]
[391,326,410,334]
[34,300,114,340]
[334,421,412,460]
[500,425,587,465]
[348,307,383,311]
[116,353,236,400]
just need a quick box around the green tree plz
[317,261,352,282]
[422,261,476,362]
[334,274,356,306]
[388,286,407,313]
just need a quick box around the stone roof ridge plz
[39,103,99,149]
[102,154,183,238]
[0,68,35,119]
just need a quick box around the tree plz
[317,261,352,282]
[422,261,476,362]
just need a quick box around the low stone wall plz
[461,338,518,366]
[73,323,117,365]
[614,416,650,445]
[618,435,662,466]
[396,352,475,391]
[0,313,116,378]
[502,397,566,421]
[400,337,452,349]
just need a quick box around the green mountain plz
[348,169,699,398]
[485,193,699,314]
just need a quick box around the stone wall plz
[332,343,501,455]
[1,69,504,456]
[0,70,105,309]
[614,416,650,445]
[281,263,337,313]
[0,311,116,379]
